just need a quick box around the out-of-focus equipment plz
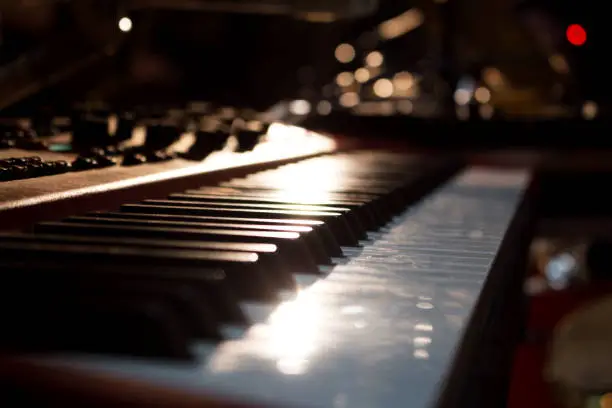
[125,0,379,20]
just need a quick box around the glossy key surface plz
[13,168,529,408]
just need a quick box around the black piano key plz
[1,294,192,359]
[81,282,223,341]
[0,242,276,302]
[0,255,246,324]
[32,222,321,276]
[67,215,332,266]
[27,286,212,349]
[97,211,342,258]
[177,192,383,230]
[0,232,297,291]
[13,272,224,341]
[256,252,295,291]
[121,203,358,247]
[64,296,189,359]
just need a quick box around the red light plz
[567,24,587,46]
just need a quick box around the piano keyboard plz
[0,150,531,407]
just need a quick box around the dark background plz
[0,0,609,117]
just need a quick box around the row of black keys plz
[0,153,459,359]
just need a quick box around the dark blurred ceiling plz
[454,0,561,114]
[0,0,608,116]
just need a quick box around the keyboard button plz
[50,160,71,173]
[11,165,33,180]
[0,167,12,181]
[122,152,147,166]
[145,150,174,163]
[71,156,100,171]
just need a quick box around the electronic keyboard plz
[0,142,534,408]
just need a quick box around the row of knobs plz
[70,112,268,162]
[0,153,173,182]
[72,109,268,153]
[0,156,70,182]
[1,110,271,166]
[0,127,48,150]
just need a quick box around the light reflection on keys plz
[24,168,529,408]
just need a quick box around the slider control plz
[114,112,136,143]
[143,109,184,152]
[181,117,229,161]
[235,120,266,152]
[71,108,110,151]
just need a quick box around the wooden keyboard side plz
[0,357,273,408]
